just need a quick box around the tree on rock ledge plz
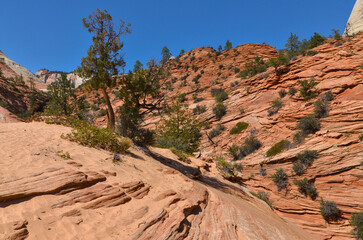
[76,9,131,130]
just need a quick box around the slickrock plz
[0,122,313,239]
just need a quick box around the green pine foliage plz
[266,140,290,157]
[229,122,249,134]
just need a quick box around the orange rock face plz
[75,34,362,239]
[0,122,313,239]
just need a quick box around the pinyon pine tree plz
[76,9,131,130]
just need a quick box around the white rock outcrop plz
[344,0,363,36]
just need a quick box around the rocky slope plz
[0,50,38,81]
[35,69,84,88]
[80,34,363,239]
[0,122,314,240]
[0,64,48,120]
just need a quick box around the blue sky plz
[0,0,356,73]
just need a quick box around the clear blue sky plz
[0,0,356,73]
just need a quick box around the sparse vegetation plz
[268,98,283,116]
[216,156,242,180]
[193,105,207,115]
[239,135,262,159]
[213,103,227,120]
[293,150,318,175]
[266,140,290,157]
[350,211,363,240]
[62,124,132,154]
[272,168,288,191]
[228,144,239,160]
[278,89,287,98]
[298,78,317,101]
[320,199,341,222]
[251,191,273,208]
[293,178,318,199]
[209,123,226,139]
[314,99,329,118]
[297,115,321,134]
[229,122,249,134]
[211,88,228,102]
[238,56,267,78]
[156,101,201,154]
[288,87,297,97]
[57,150,71,159]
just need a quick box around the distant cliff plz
[345,0,363,36]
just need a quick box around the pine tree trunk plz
[101,88,115,131]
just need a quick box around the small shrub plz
[259,167,267,176]
[57,150,71,159]
[209,124,226,139]
[192,74,202,84]
[228,144,239,160]
[314,99,329,118]
[193,105,207,115]
[293,150,318,175]
[213,103,227,120]
[297,150,318,167]
[322,90,334,102]
[293,132,305,144]
[278,89,287,98]
[193,97,204,103]
[266,140,290,157]
[216,156,241,179]
[350,211,363,240]
[293,178,318,199]
[251,191,273,208]
[272,168,288,191]
[297,115,321,134]
[306,50,319,56]
[359,133,363,141]
[211,88,228,102]
[288,87,297,97]
[62,124,132,154]
[320,199,341,222]
[177,93,187,102]
[239,135,262,158]
[229,122,249,134]
[298,78,318,101]
[240,108,245,115]
[170,147,191,164]
[268,98,283,116]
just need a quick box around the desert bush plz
[156,101,201,153]
[170,147,191,164]
[297,150,318,166]
[293,131,305,144]
[240,108,245,115]
[359,133,363,141]
[297,115,321,134]
[298,78,317,101]
[213,103,227,120]
[322,90,334,102]
[209,124,226,139]
[251,191,273,208]
[62,124,131,154]
[314,99,329,118]
[239,56,267,78]
[293,150,318,175]
[350,211,363,240]
[259,167,267,176]
[193,105,207,115]
[320,199,341,222]
[229,122,249,134]
[288,87,297,97]
[278,89,287,98]
[266,140,290,157]
[272,168,289,191]
[293,177,318,199]
[239,135,262,158]
[306,50,319,56]
[228,144,239,160]
[192,74,202,84]
[268,98,283,116]
[216,156,242,179]
[211,88,228,102]
[193,97,204,103]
